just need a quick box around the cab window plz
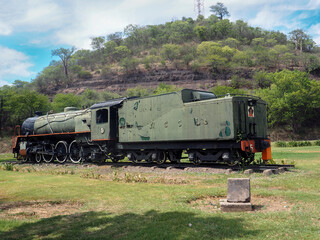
[96,109,108,123]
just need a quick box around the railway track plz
[5,160,295,173]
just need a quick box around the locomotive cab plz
[90,98,125,142]
[91,107,113,141]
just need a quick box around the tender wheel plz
[55,141,68,163]
[35,152,42,163]
[156,152,166,164]
[128,152,140,163]
[69,140,82,164]
[42,144,54,163]
[192,157,201,165]
[168,151,182,163]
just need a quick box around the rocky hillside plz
[46,68,260,96]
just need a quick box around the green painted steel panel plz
[91,108,111,140]
[34,109,90,134]
[118,91,236,143]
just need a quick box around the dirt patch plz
[0,200,83,219]
[189,196,293,213]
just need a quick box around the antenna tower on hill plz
[194,0,205,17]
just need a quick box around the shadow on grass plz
[0,210,258,240]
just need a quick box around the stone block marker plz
[220,178,252,212]
[220,199,252,212]
[227,178,251,202]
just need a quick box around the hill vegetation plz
[1,10,320,139]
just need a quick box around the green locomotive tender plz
[12,89,271,164]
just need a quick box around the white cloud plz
[0,46,33,82]
[0,80,12,87]
[249,7,286,29]
[0,0,65,36]
[308,23,320,44]
[307,0,320,9]
[0,0,318,49]
[0,21,12,35]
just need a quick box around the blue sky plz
[0,0,320,86]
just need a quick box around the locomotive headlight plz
[222,152,229,160]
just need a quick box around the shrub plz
[314,140,320,146]
[78,70,93,79]
[286,141,312,147]
[288,141,298,147]
[275,141,287,147]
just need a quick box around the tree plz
[153,83,180,95]
[197,41,228,71]
[289,29,307,53]
[119,57,139,74]
[51,47,76,78]
[51,93,83,113]
[126,86,150,97]
[4,88,51,126]
[257,70,320,133]
[210,2,230,20]
[106,32,123,46]
[90,37,105,50]
[161,44,181,62]
[194,26,209,41]
[12,80,29,89]
[112,46,131,62]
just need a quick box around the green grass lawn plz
[0,146,320,239]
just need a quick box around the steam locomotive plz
[12,89,271,165]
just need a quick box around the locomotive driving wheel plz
[35,152,42,163]
[42,144,54,163]
[69,140,82,164]
[55,141,68,163]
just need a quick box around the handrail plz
[12,125,21,149]
[216,93,261,100]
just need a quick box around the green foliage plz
[223,38,240,48]
[231,50,253,67]
[1,163,14,171]
[112,46,131,62]
[100,91,120,101]
[126,86,150,97]
[210,2,230,20]
[197,41,228,70]
[51,47,76,78]
[51,93,83,113]
[91,37,105,50]
[161,44,181,62]
[314,140,320,146]
[78,70,93,79]
[81,89,101,107]
[230,75,248,89]
[119,57,139,73]
[194,26,209,41]
[257,70,320,133]
[3,88,51,125]
[287,141,312,147]
[153,83,180,95]
[141,55,159,70]
[275,141,287,147]
[253,71,272,89]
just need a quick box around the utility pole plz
[194,0,205,17]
